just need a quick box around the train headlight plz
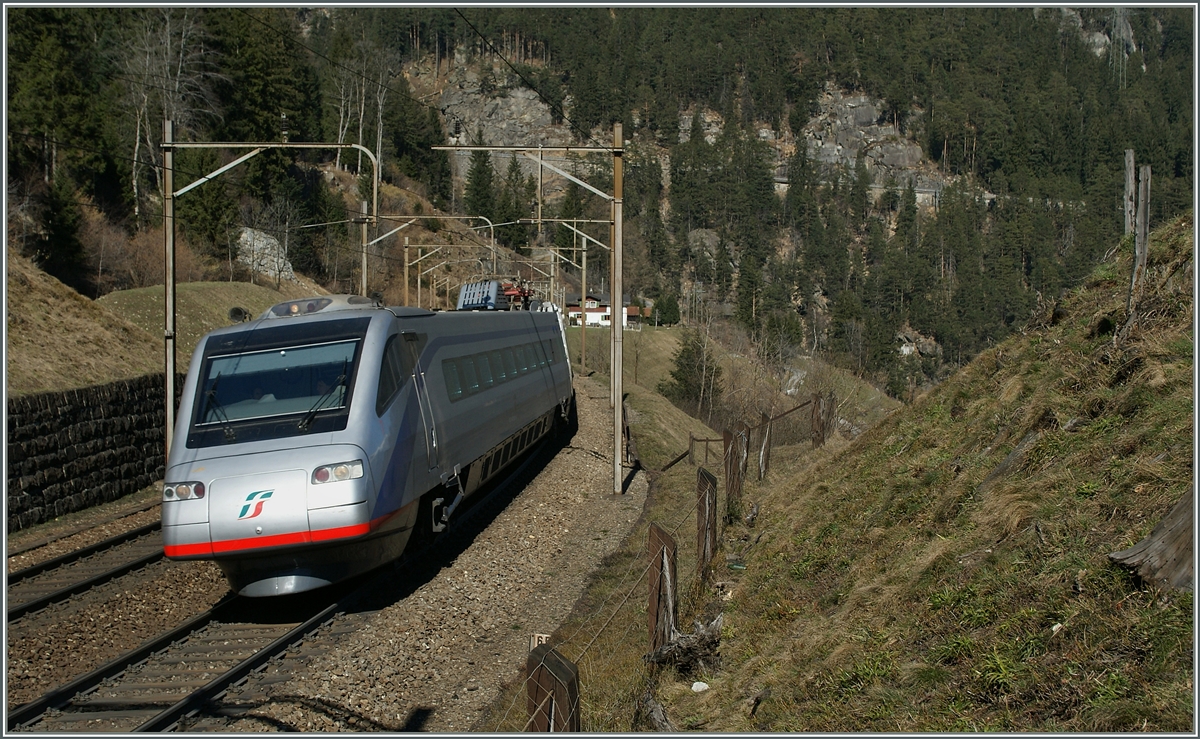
[164,481,206,500]
[312,460,363,485]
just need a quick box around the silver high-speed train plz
[162,288,573,596]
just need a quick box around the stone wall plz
[6,374,184,533]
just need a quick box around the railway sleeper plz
[73,694,189,708]
[46,709,163,723]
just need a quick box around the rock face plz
[896,324,942,358]
[438,65,576,198]
[801,84,943,206]
[237,227,295,283]
[431,64,948,210]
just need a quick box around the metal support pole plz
[612,123,624,495]
[404,237,410,306]
[417,247,424,308]
[360,200,368,296]
[537,148,544,250]
[581,235,587,374]
[163,120,176,459]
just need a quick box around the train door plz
[402,332,442,472]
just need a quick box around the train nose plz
[208,470,310,554]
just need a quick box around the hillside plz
[485,213,1193,732]
[567,323,900,443]
[97,279,325,374]
[6,247,161,396]
[5,241,331,396]
[654,212,1194,731]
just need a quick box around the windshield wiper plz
[298,360,348,431]
[204,373,237,442]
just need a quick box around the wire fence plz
[493,391,839,731]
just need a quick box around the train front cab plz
[162,305,422,596]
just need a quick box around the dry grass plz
[6,246,161,396]
[6,246,329,395]
[484,213,1195,732]
[569,323,899,447]
[97,278,325,373]
[671,212,1195,732]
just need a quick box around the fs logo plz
[237,490,274,520]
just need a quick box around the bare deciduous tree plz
[120,8,222,226]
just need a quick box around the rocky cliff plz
[411,59,950,210]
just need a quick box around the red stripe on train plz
[165,507,405,557]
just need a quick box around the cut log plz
[1109,492,1193,591]
[637,691,677,732]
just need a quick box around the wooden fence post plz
[526,644,580,731]
[1129,164,1151,317]
[688,433,695,466]
[736,422,749,483]
[723,430,739,524]
[647,523,678,653]
[1124,149,1136,235]
[811,393,822,449]
[696,468,718,581]
[758,412,772,481]
[811,392,838,448]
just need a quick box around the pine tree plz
[496,155,530,252]
[658,328,723,417]
[463,128,496,222]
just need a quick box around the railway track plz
[7,522,165,622]
[8,439,551,733]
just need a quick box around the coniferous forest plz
[7,7,1193,398]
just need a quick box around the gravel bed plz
[223,375,650,732]
[5,559,229,709]
[7,498,161,574]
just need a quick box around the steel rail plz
[8,540,165,622]
[132,601,343,732]
[8,521,161,585]
[5,595,236,730]
[7,500,160,557]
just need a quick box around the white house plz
[566,296,627,327]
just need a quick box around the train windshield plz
[187,318,369,448]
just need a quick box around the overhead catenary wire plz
[10,132,506,260]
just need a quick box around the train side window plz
[461,357,480,395]
[442,359,463,402]
[502,348,518,379]
[513,346,528,373]
[477,353,495,388]
[542,339,555,365]
[376,335,406,416]
[531,340,547,368]
[489,350,506,382]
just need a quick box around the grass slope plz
[6,248,160,396]
[97,280,324,373]
[5,247,328,396]
[658,212,1194,731]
